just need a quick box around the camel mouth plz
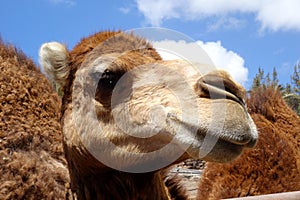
[168,110,257,146]
[198,138,246,163]
[195,122,257,149]
[167,110,257,162]
[211,123,257,148]
[213,131,257,150]
[193,128,257,163]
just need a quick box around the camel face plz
[40,31,257,172]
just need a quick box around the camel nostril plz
[196,71,246,107]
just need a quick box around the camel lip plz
[195,127,258,150]
[219,133,252,146]
[201,140,245,163]
[217,136,254,149]
[167,113,257,149]
[244,137,257,148]
[215,129,258,149]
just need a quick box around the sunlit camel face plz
[39,33,258,172]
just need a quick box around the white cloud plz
[257,0,300,31]
[197,41,248,85]
[206,17,245,32]
[153,40,248,86]
[153,40,213,66]
[135,0,182,26]
[135,0,300,32]
[48,0,76,7]
[120,7,131,14]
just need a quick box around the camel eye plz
[98,69,119,90]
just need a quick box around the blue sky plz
[1,0,300,89]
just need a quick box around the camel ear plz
[39,42,69,88]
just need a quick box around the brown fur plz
[197,87,300,199]
[62,31,161,115]
[164,173,188,200]
[0,39,69,199]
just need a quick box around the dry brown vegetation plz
[0,39,69,199]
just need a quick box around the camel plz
[39,30,258,200]
[197,86,300,200]
[0,39,69,199]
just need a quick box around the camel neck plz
[66,169,171,200]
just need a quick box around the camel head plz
[39,31,258,174]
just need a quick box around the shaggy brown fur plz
[0,39,69,199]
[197,87,300,199]
[164,173,189,200]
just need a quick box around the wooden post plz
[224,191,300,200]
